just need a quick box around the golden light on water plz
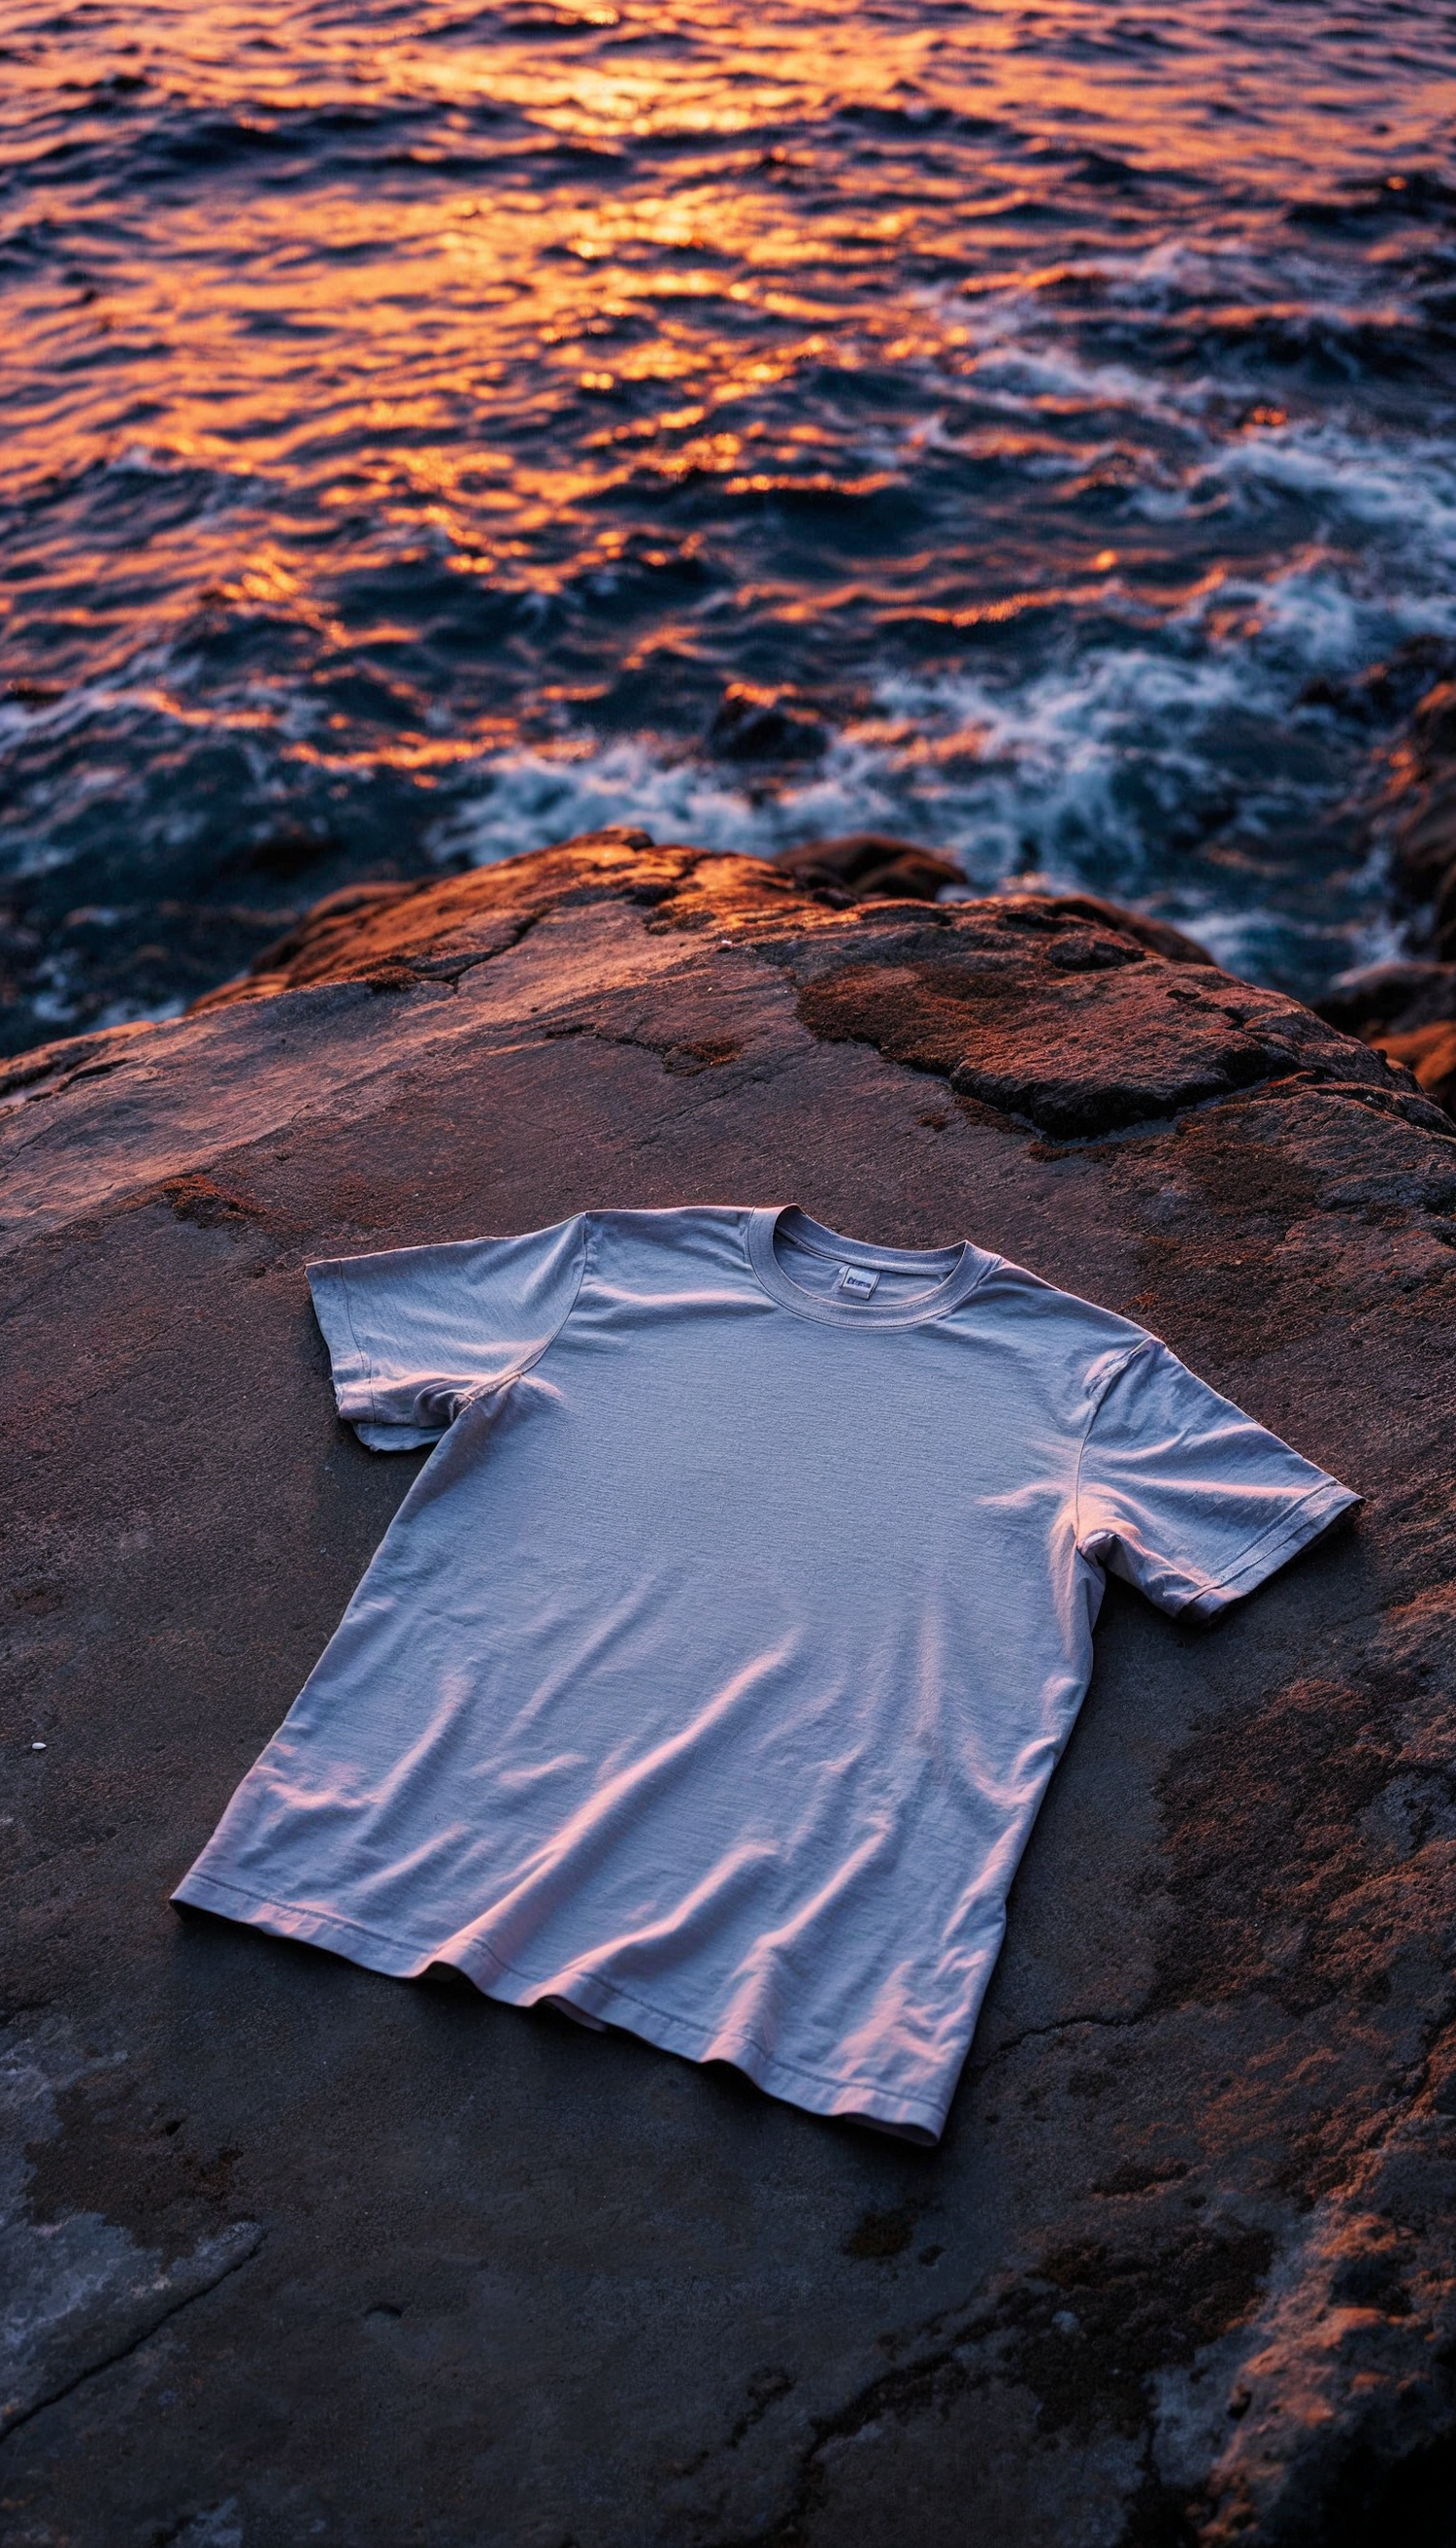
[16,0,1453,545]
[5,0,1455,1035]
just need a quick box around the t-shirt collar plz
[746,1207,997,1329]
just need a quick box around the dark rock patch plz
[843,2205,921,2261]
[156,1173,257,1231]
[789,928,1389,1138]
[999,2227,1277,2441]
[1147,1675,1403,2023]
[24,2074,242,2270]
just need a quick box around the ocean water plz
[3,0,1455,1048]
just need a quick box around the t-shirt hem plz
[171,1868,949,2140]
[1172,1475,1361,1620]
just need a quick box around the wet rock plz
[707,680,828,762]
[2,829,1454,2547]
[1318,962,1456,1040]
[1374,1019,1456,1116]
[1297,633,1456,729]
[1317,964,1456,1119]
[234,823,339,882]
[1382,679,1456,941]
[1311,658,1456,1119]
[768,839,1218,967]
[773,832,965,903]
[992,889,1218,967]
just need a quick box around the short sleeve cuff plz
[1173,1475,1362,1621]
[353,1421,446,1452]
[306,1260,375,1421]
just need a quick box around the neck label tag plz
[838,1264,880,1301]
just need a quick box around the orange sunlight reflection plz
[12,0,1452,604]
[5,0,1455,1031]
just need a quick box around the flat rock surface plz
[2,834,1454,2548]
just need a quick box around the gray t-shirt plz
[175,1207,1358,2141]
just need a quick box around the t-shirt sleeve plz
[306,1215,589,1451]
[1075,1339,1360,1620]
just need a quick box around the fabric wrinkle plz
[175,1203,1359,2140]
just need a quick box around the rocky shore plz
[1304,678,1456,1130]
[3,831,1454,2547]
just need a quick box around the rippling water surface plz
[4,0,1456,1044]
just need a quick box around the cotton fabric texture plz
[175,1207,1359,2141]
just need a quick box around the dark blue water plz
[3,0,1456,1048]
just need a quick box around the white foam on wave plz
[7,221,1447,1002]
[923,233,1443,634]
[870,645,1263,880]
[1210,423,1456,567]
[1162,550,1422,669]
[930,251,1456,706]
[1129,419,1456,573]
[932,223,1421,433]
[427,742,794,866]
[424,730,1017,872]
[948,218,1420,330]
[432,593,1307,895]
[433,521,1439,986]
[963,339,1216,427]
